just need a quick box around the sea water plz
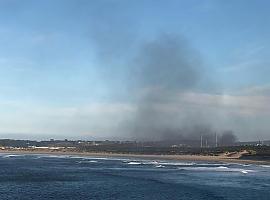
[0,153,269,200]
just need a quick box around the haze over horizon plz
[0,0,270,141]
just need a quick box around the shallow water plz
[0,153,269,200]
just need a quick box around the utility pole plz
[200,135,203,148]
[215,132,218,147]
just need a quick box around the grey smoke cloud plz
[90,21,236,141]
[132,34,202,90]
[122,34,212,140]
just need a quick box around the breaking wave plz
[178,166,255,174]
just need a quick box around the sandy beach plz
[0,149,268,165]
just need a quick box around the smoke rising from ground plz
[123,34,218,141]
[92,28,237,141]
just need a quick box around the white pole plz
[215,132,218,147]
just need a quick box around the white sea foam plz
[88,160,98,163]
[241,170,249,174]
[126,160,197,167]
[141,161,160,165]
[155,165,165,168]
[2,155,22,158]
[216,166,229,169]
[148,161,159,165]
[159,162,196,166]
[178,166,255,174]
[260,165,270,168]
[197,163,230,166]
[59,156,130,161]
[78,160,98,164]
[127,162,141,165]
[229,163,252,167]
[83,157,109,160]
[86,157,131,162]
[34,154,72,159]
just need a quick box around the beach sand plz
[0,149,268,165]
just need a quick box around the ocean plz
[0,153,269,200]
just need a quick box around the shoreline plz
[0,150,269,165]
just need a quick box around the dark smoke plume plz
[126,34,206,140]
[133,34,201,90]
[219,130,238,146]
[92,28,236,142]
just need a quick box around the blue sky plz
[0,0,270,140]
